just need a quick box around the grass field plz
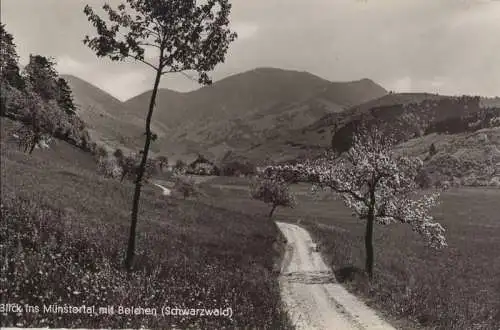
[0,118,291,329]
[201,176,500,330]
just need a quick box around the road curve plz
[152,182,172,196]
[276,222,396,330]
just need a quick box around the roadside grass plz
[201,178,500,329]
[0,132,292,328]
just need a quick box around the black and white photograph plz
[1,0,499,329]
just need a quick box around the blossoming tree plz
[250,177,296,219]
[265,126,447,278]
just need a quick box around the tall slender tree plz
[83,0,237,269]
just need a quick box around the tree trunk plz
[125,68,162,270]
[28,134,39,154]
[365,212,375,279]
[23,135,30,152]
[268,205,277,219]
[365,187,376,279]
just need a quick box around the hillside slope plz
[0,116,289,328]
[242,93,500,165]
[394,127,500,187]
[63,75,164,154]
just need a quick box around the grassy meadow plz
[201,176,500,330]
[0,119,291,329]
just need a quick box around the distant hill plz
[241,93,500,164]
[481,96,500,109]
[393,127,500,187]
[310,78,389,110]
[122,87,185,134]
[62,75,164,154]
[64,68,389,160]
[62,75,144,152]
[122,67,388,160]
[125,67,334,128]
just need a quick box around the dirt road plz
[276,222,396,330]
[152,182,172,196]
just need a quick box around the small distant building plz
[187,154,219,175]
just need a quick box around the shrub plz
[429,143,437,156]
[94,145,108,158]
[173,176,200,199]
[220,160,256,177]
[250,177,296,218]
[113,148,124,159]
[173,159,187,175]
[96,156,122,179]
[157,155,168,171]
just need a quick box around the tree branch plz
[137,41,161,49]
[161,7,212,69]
[143,25,161,40]
[126,54,158,71]
[160,67,185,75]
[331,185,368,205]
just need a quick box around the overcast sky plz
[2,0,499,100]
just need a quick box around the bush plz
[429,143,437,156]
[143,158,158,182]
[94,145,108,158]
[173,159,187,175]
[0,83,25,117]
[173,176,201,199]
[220,160,256,177]
[250,177,296,218]
[113,148,124,159]
[96,156,122,179]
[415,168,433,189]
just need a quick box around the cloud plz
[386,77,413,93]
[98,71,150,101]
[55,55,150,101]
[3,0,499,99]
[56,56,87,75]
[232,22,259,40]
[143,45,160,62]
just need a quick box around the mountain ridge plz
[65,67,388,159]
